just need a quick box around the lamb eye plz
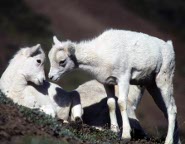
[59,60,66,66]
[37,59,41,64]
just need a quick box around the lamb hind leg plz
[127,85,147,139]
[147,74,180,144]
[104,84,119,133]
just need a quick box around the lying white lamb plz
[0,44,83,122]
[48,29,180,144]
[0,44,145,136]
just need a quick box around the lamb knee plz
[167,102,177,122]
[118,99,127,112]
[107,97,116,112]
[168,98,177,114]
[168,105,177,115]
[107,97,119,132]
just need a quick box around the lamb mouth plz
[52,76,60,82]
[36,79,44,85]
[55,77,60,81]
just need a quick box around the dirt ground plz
[0,104,83,144]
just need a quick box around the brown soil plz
[0,104,47,139]
[0,103,83,144]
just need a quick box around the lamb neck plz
[7,75,27,98]
[74,42,114,84]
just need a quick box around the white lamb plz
[0,44,83,122]
[48,29,180,144]
[0,44,145,135]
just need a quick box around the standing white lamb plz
[0,44,83,122]
[48,29,180,144]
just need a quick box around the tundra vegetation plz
[0,91,165,144]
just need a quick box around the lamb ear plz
[32,44,41,50]
[29,44,42,57]
[31,44,41,53]
[22,44,41,57]
[53,36,62,45]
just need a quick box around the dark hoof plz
[75,117,83,125]
[131,128,149,140]
[57,118,64,123]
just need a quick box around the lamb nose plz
[49,76,54,80]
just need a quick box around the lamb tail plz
[167,40,173,48]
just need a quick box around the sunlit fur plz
[49,29,180,144]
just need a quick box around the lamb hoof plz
[111,125,120,133]
[57,119,69,124]
[121,133,131,143]
[75,117,83,125]
[63,120,69,124]
[121,137,131,144]
[164,140,173,144]
[131,128,148,140]
[57,119,64,123]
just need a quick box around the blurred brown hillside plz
[0,0,185,139]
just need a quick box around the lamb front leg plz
[71,91,83,124]
[104,84,119,133]
[71,104,83,124]
[117,75,131,141]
